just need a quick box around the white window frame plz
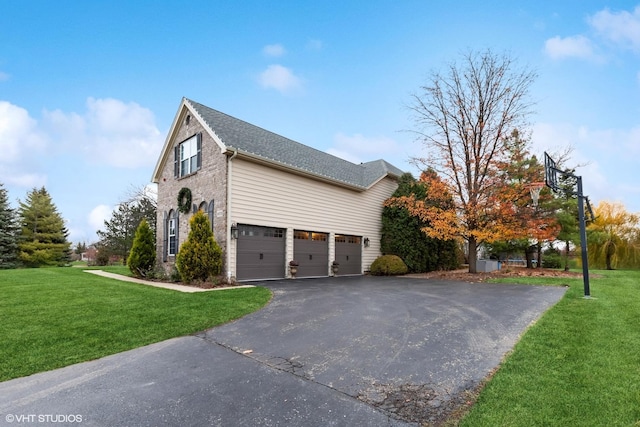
[168,217,177,256]
[175,133,201,178]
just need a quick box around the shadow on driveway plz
[0,276,566,426]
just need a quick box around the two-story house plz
[151,98,404,281]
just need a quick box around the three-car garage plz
[235,224,363,281]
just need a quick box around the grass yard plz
[0,267,271,382]
[460,269,640,427]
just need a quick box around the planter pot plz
[331,266,339,275]
[289,266,298,278]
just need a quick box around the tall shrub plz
[381,172,459,272]
[176,210,222,283]
[127,219,156,278]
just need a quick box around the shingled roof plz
[186,98,404,189]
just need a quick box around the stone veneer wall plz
[155,109,228,274]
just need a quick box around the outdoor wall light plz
[231,223,239,239]
[364,237,370,248]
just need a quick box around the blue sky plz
[2,1,640,244]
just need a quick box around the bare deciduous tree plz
[408,50,537,273]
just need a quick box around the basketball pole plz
[576,176,591,298]
[544,151,591,298]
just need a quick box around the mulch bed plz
[404,266,585,283]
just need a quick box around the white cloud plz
[263,43,286,57]
[144,182,158,201]
[258,64,303,94]
[43,97,164,168]
[545,6,640,62]
[0,101,47,161]
[589,6,640,50]
[544,35,595,60]
[327,133,401,164]
[0,71,9,81]
[0,101,48,188]
[532,122,640,213]
[88,204,112,233]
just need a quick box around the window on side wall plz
[174,133,202,178]
[168,216,177,256]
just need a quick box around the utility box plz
[477,259,500,273]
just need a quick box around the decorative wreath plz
[177,187,192,214]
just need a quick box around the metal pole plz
[576,176,591,297]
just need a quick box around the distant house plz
[151,98,403,281]
[81,246,97,263]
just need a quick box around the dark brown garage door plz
[237,225,286,280]
[335,235,362,275]
[294,230,329,277]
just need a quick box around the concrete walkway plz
[83,270,255,293]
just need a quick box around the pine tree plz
[96,189,156,264]
[127,219,156,278]
[18,187,71,267]
[176,210,222,283]
[0,183,19,269]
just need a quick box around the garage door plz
[335,235,362,275]
[294,230,329,277]
[237,225,286,280]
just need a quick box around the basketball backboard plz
[544,152,560,192]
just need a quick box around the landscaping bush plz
[127,219,156,278]
[542,252,562,269]
[176,210,222,283]
[541,247,563,269]
[381,172,460,272]
[370,255,408,276]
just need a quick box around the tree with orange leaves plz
[394,50,537,273]
[489,130,559,267]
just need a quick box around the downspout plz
[226,148,238,281]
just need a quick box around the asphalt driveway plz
[0,276,566,426]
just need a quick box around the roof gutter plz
[226,148,238,281]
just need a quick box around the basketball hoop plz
[526,182,545,207]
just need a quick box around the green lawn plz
[0,267,271,382]
[460,269,640,427]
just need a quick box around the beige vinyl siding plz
[228,159,397,276]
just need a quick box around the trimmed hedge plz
[370,255,408,276]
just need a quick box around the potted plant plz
[289,260,299,278]
[331,260,339,275]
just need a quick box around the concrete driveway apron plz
[0,276,566,426]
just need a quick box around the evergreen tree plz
[0,183,19,269]
[18,187,71,267]
[96,189,156,264]
[381,172,459,273]
[176,210,222,283]
[75,241,87,255]
[127,219,156,278]
[555,172,580,270]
